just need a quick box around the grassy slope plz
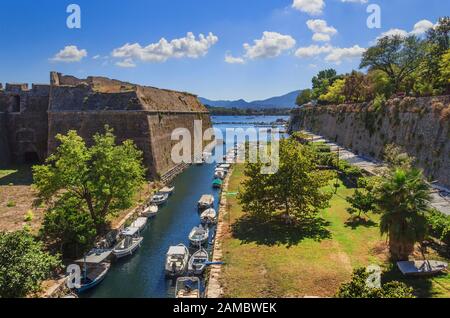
[220,164,450,298]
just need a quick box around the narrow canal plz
[84,116,288,298]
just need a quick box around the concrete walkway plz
[302,131,450,216]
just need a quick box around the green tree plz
[439,49,450,88]
[376,169,431,260]
[39,196,97,258]
[360,35,427,93]
[238,139,333,223]
[346,189,376,219]
[382,144,414,171]
[296,89,312,106]
[319,78,346,104]
[311,69,339,101]
[336,267,414,298]
[0,231,61,298]
[33,126,146,231]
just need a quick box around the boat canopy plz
[198,195,214,205]
[75,248,112,264]
[167,246,186,256]
[122,227,140,236]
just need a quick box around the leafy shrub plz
[6,200,16,207]
[0,230,61,298]
[336,268,415,298]
[24,210,34,222]
[426,209,450,245]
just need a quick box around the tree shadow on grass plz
[344,216,377,230]
[231,215,332,248]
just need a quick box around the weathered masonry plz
[0,72,212,180]
[289,96,450,188]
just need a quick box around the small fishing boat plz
[188,248,209,275]
[188,225,209,246]
[198,194,214,210]
[159,186,175,196]
[214,170,225,180]
[175,277,201,298]
[112,227,143,259]
[219,163,231,170]
[141,205,158,218]
[200,208,217,225]
[151,192,169,206]
[212,179,223,189]
[397,260,448,276]
[131,217,148,232]
[165,244,190,277]
[72,248,112,293]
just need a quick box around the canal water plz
[84,115,288,298]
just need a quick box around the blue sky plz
[0,0,447,100]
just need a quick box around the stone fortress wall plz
[0,72,212,179]
[289,96,450,188]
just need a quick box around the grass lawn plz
[219,164,450,298]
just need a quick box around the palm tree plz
[377,169,431,261]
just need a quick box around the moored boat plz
[151,192,169,205]
[159,186,175,196]
[112,227,143,259]
[188,248,209,275]
[131,217,148,232]
[212,179,223,189]
[141,205,158,218]
[72,248,112,293]
[165,244,190,277]
[188,225,209,246]
[200,208,217,225]
[175,277,201,298]
[198,194,214,210]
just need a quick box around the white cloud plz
[295,44,333,58]
[295,44,365,64]
[224,53,245,64]
[324,45,366,64]
[376,19,435,41]
[410,20,434,35]
[312,33,331,42]
[51,45,87,62]
[243,31,296,59]
[111,32,218,63]
[292,0,325,16]
[92,55,101,60]
[115,58,136,68]
[307,19,337,42]
[377,28,409,40]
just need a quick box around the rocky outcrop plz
[289,96,450,187]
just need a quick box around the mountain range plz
[199,90,301,109]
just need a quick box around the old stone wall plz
[0,112,10,166]
[289,96,450,187]
[48,111,211,179]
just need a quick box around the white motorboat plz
[200,208,217,225]
[131,217,147,232]
[159,186,175,196]
[175,277,201,298]
[165,244,190,277]
[141,205,158,218]
[112,227,143,259]
[214,170,225,180]
[188,248,209,275]
[219,163,231,170]
[151,192,169,205]
[188,225,209,246]
[198,194,214,210]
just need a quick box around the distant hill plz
[199,90,301,109]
